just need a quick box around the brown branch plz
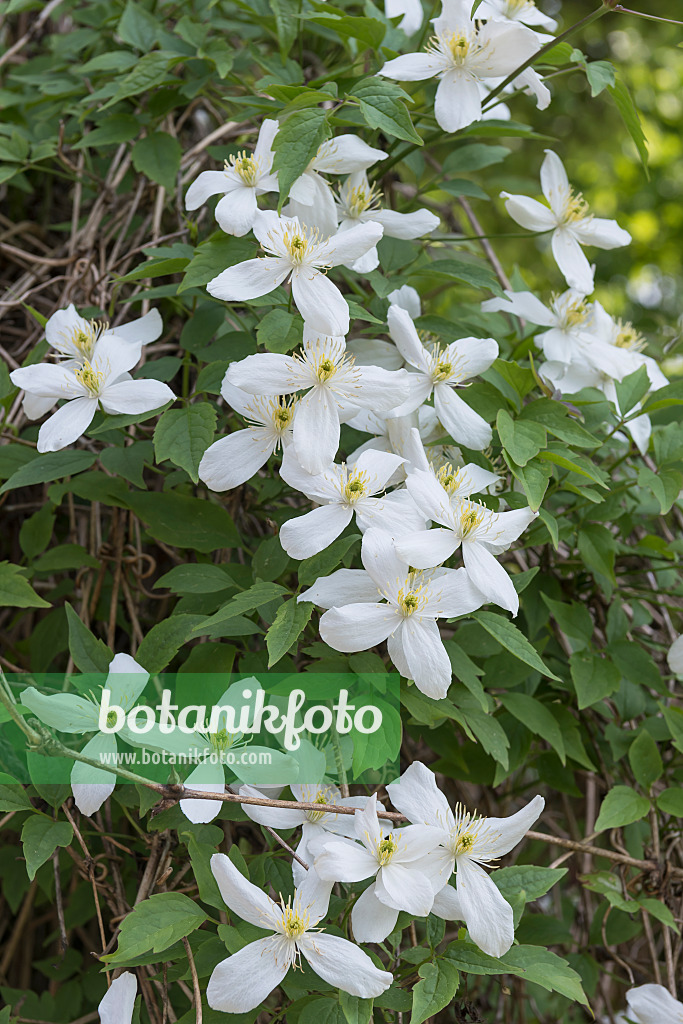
[182,936,203,1024]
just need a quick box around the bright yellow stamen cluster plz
[459,502,485,538]
[437,463,464,496]
[614,320,645,352]
[345,182,382,218]
[226,150,260,186]
[563,189,590,224]
[67,318,108,359]
[74,361,104,397]
[281,899,309,939]
[208,728,236,753]
[554,294,589,330]
[270,397,296,432]
[451,803,486,856]
[377,835,398,866]
[397,581,426,616]
[435,31,472,64]
[342,468,369,504]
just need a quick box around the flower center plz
[554,294,589,330]
[437,463,464,496]
[64,318,108,359]
[208,728,237,753]
[430,30,475,66]
[563,188,590,224]
[344,182,382,219]
[614,320,645,351]
[281,900,310,939]
[74,360,104,397]
[270,397,296,432]
[459,502,485,538]
[504,0,533,15]
[377,835,398,866]
[342,468,370,504]
[397,583,425,616]
[226,151,259,186]
[450,803,488,857]
[306,788,335,823]
[106,710,118,728]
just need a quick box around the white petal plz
[71,733,117,816]
[379,52,445,80]
[296,871,334,926]
[372,207,440,240]
[98,971,137,1024]
[207,257,289,301]
[313,135,387,174]
[11,362,83,398]
[199,428,275,491]
[349,246,380,274]
[22,392,56,419]
[573,217,631,249]
[400,617,453,699]
[551,228,595,294]
[180,761,225,824]
[385,0,424,33]
[254,118,279,167]
[314,837,379,881]
[435,72,482,133]
[291,269,349,337]
[210,852,278,927]
[667,635,683,677]
[539,150,570,212]
[20,686,98,733]
[424,565,485,618]
[105,652,149,706]
[289,170,339,237]
[239,784,307,828]
[388,285,421,318]
[395,528,459,569]
[100,379,173,415]
[329,221,384,267]
[361,527,408,594]
[352,883,399,943]
[300,568,378,609]
[386,762,454,830]
[215,187,258,237]
[280,503,353,559]
[482,290,555,327]
[480,507,537,552]
[299,932,392,997]
[45,304,86,351]
[347,337,404,370]
[445,336,498,380]
[185,170,230,210]
[207,939,288,1013]
[320,603,399,652]
[387,305,429,372]
[462,541,518,615]
[112,308,163,345]
[500,193,556,232]
[293,388,341,474]
[456,857,514,958]
[376,862,436,916]
[356,366,411,414]
[475,795,545,859]
[227,352,298,394]
[626,984,683,1024]
[472,22,540,77]
[37,397,98,453]
[431,883,464,921]
[434,387,492,450]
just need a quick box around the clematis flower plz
[385,304,498,450]
[207,211,383,337]
[482,288,601,364]
[313,792,446,943]
[147,678,297,825]
[185,119,280,236]
[239,781,370,886]
[501,150,631,294]
[199,380,295,491]
[378,1,540,133]
[279,447,426,558]
[10,336,174,453]
[385,0,424,35]
[388,284,422,318]
[207,854,392,1011]
[395,468,537,615]
[224,336,410,474]
[97,971,137,1024]
[625,983,683,1024]
[299,528,484,698]
[21,654,150,817]
[21,305,163,421]
[287,134,387,237]
[335,170,439,273]
[386,761,544,957]
[477,0,557,39]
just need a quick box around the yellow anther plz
[459,502,484,538]
[74,360,104,397]
[614,321,645,352]
[437,463,463,496]
[64,318,108,359]
[280,898,309,939]
[106,710,118,728]
[345,182,383,218]
[343,469,369,504]
[270,397,295,431]
[554,293,589,330]
[563,189,590,224]
[377,835,398,866]
[226,150,260,186]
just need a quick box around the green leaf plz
[126,491,240,551]
[270,0,300,57]
[608,75,648,172]
[493,865,567,903]
[0,450,95,494]
[614,364,651,415]
[628,731,662,791]
[584,60,616,97]
[578,524,616,586]
[542,596,594,647]
[569,652,621,709]
[103,51,177,109]
[136,614,205,674]
[339,992,373,1024]
[349,78,422,145]
[470,611,561,681]
[117,0,160,51]
[65,604,112,673]
[506,457,551,511]
[184,833,225,910]
[298,533,361,587]
[595,785,650,831]
[500,692,565,764]
[310,13,385,49]
[104,892,207,963]
[0,562,49,609]
[266,600,313,666]
[272,108,329,206]
[256,308,304,353]
[410,959,459,1024]
[195,582,288,633]
[0,780,33,812]
[19,503,55,561]
[637,465,683,515]
[497,410,546,467]
[656,787,683,817]
[155,564,235,595]
[131,131,183,193]
[178,235,254,293]
[501,946,589,1007]
[538,448,609,488]
[153,405,216,483]
[21,816,73,881]
[442,143,509,174]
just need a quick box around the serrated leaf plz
[153,405,216,483]
[117,0,160,51]
[103,892,207,963]
[497,409,546,467]
[500,692,565,764]
[256,308,304,353]
[411,959,459,1024]
[628,731,662,791]
[272,108,329,206]
[266,600,313,666]
[569,652,621,709]
[614,364,651,416]
[102,51,177,109]
[349,78,422,145]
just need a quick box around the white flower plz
[300,528,484,698]
[625,984,683,1024]
[21,304,163,421]
[386,0,424,34]
[395,468,537,615]
[279,447,426,558]
[288,134,387,237]
[21,654,149,816]
[501,150,631,294]
[97,971,137,1024]
[199,380,295,491]
[185,119,279,236]
[10,336,174,453]
[335,170,439,273]
[668,635,683,677]
[378,3,540,133]
[207,211,383,337]
[313,792,445,943]
[386,761,544,958]
[239,781,370,886]
[225,337,410,474]
[388,284,422,318]
[207,854,392,1011]
[476,0,557,40]
[386,304,498,450]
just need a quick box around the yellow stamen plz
[343,468,370,504]
[377,835,398,866]
[225,150,260,186]
[563,188,590,224]
[614,320,645,352]
[344,181,383,218]
[74,361,104,397]
[459,501,485,538]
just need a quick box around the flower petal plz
[36,398,97,453]
[475,795,545,859]
[455,857,514,958]
[445,336,498,380]
[424,565,485,618]
[539,150,570,213]
[462,541,518,615]
[400,617,453,699]
[572,216,631,249]
[386,761,454,830]
[320,603,399,652]
[98,971,137,1024]
[387,304,429,372]
[482,290,555,327]
[215,187,258,237]
[372,208,440,240]
[292,268,350,337]
[500,193,556,232]
[207,939,288,1013]
[71,732,118,816]
[185,170,230,210]
[180,761,226,824]
[207,257,289,301]
[106,653,150,706]
[431,883,464,922]
[299,932,392,997]
[379,52,445,80]
[20,686,98,733]
[435,72,482,133]
[227,352,299,394]
[314,836,379,881]
[434,387,492,449]
[356,366,411,414]
[112,308,163,345]
[100,379,174,415]
[361,527,408,595]
[328,221,383,267]
[313,135,387,174]
[199,428,275,491]
[395,528,459,569]
[376,862,436,916]
[293,388,341,474]
[626,984,683,1024]
[299,568,378,609]
[551,228,594,294]
[280,503,353,559]
[351,883,399,943]
[210,852,279,927]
